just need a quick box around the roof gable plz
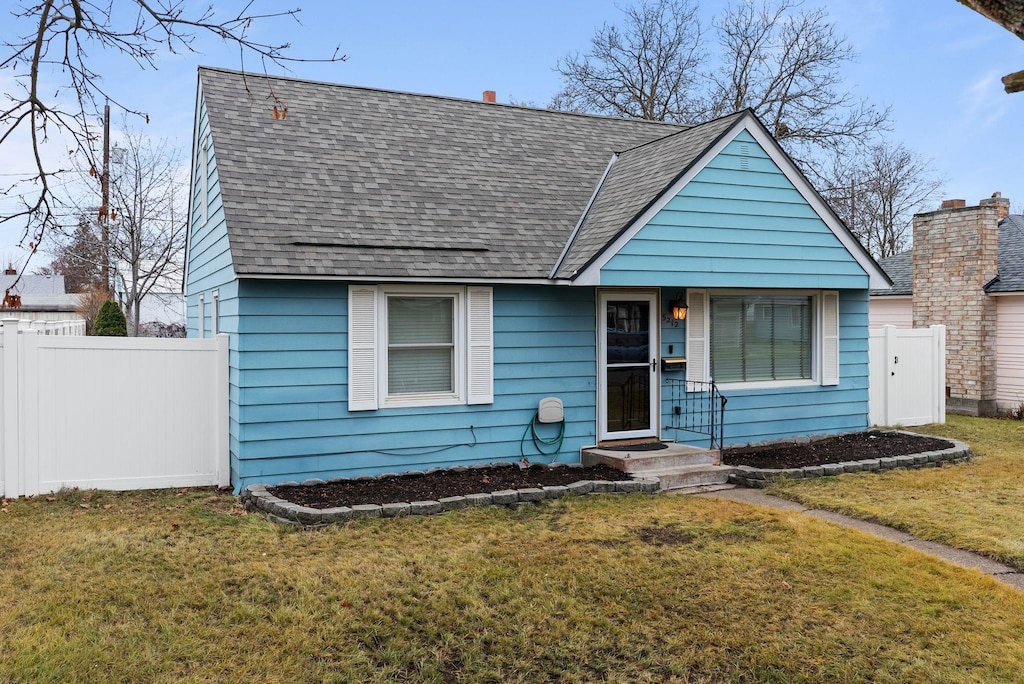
[572,115,889,289]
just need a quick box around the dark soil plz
[722,430,954,469]
[270,464,630,509]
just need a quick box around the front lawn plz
[2,487,1024,681]
[767,415,1024,569]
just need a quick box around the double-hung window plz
[348,285,493,410]
[386,294,457,397]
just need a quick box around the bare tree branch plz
[956,0,1024,92]
[822,141,946,259]
[551,0,706,123]
[1,0,346,293]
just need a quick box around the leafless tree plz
[551,0,707,122]
[550,0,890,177]
[708,0,890,172]
[956,0,1024,92]
[822,141,946,259]
[105,129,186,336]
[1,1,344,283]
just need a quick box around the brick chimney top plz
[3,266,15,276]
[482,90,496,103]
[941,199,966,209]
[979,191,1011,220]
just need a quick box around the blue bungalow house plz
[185,68,890,491]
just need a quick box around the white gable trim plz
[572,113,890,290]
[183,78,204,296]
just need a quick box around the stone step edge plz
[729,438,972,488]
[242,476,663,527]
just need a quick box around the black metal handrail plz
[664,379,727,450]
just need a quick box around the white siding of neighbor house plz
[996,294,1024,412]
[869,296,913,328]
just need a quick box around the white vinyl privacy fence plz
[1,318,228,497]
[869,325,946,427]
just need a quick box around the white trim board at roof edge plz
[570,113,891,290]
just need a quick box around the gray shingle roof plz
[199,67,714,280]
[553,112,744,278]
[871,251,912,296]
[0,274,67,295]
[987,215,1024,293]
[872,215,1024,296]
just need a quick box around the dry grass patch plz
[2,487,1024,682]
[767,415,1024,568]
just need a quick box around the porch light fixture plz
[669,293,688,321]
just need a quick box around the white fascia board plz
[988,291,1024,297]
[572,112,891,290]
[236,273,574,286]
[868,293,910,299]
[183,78,203,296]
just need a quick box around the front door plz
[599,291,658,441]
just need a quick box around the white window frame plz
[197,293,205,338]
[211,289,219,336]
[379,286,466,408]
[691,289,838,391]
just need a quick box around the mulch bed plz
[269,464,629,509]
[722,430,954,470]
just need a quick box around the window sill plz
[381,393,464,409]
[715,379,819,391]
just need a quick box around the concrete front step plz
[582,443,720,473]
[636,464,735,491]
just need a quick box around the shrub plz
[93,301,127,336]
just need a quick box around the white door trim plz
[598,290,659,441]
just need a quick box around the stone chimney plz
[912,198,1001,416]
[979,191,1011,220]
[482,90,496,103]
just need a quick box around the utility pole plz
[100,102,111,297]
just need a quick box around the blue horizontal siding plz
[232,282,599,489]
[601,130,868,290]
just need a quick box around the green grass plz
[2,487,1024,682]
[767,415,1024,569]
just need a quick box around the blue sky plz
[1,0,1022,261]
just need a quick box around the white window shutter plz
[686,289,708,384]
[348,286,378,411]
[466,286,494,405]
[821,291,840,386]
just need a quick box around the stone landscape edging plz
[728,431,972,488]
[241,462,661,527]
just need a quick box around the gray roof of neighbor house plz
[871,251,912,296]
[0,274,79,312]
[198,67,755,280]
[871,214,1024,296]
[988,215,1024,293]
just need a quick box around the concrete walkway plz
[697,487,1024,592]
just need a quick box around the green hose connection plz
[520,410,565,463]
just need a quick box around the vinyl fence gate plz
[869,325,946,427]
[1,318,229,498]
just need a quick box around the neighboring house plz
[186,67,889,490]
[0,271,84,323]
[869,194,1024,415]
